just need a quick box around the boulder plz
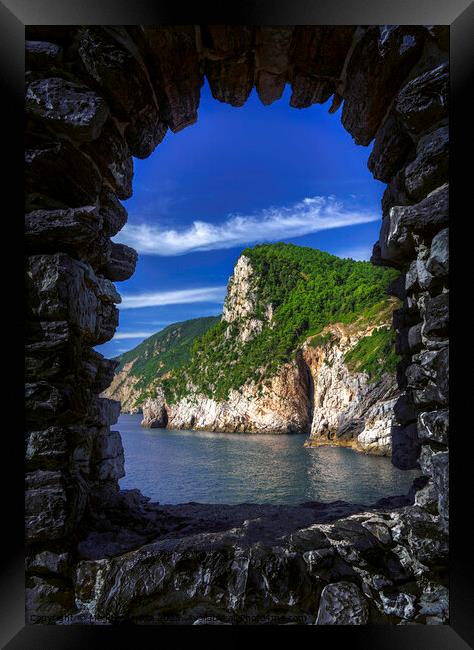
[26,77,109,141]
[315,582,368,625]
[404,126,449,201]
[395,63,448,138]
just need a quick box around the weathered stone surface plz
[422,293,449,341]
[201,26,255,107]
[256,26,293,73]
[411,348,448,408]
[85,351,118,394]
[25,382,66,429]
[404,126,449,200]
[379,590,416,619]
[368,110,414,182]
[255,27,292,104]
[391,423,420,470]
[288,26,355,108]
[86,398,121,427]
[25,206,108,268]
[290,75,335,108]
[407,323,423,353]
[100,242,137,281]
[432,451,448,525]
[26,427,68,470]
[27,550,69,576]
[26,253,120,345]
[419,583,449,619]
[99,187,128,237]
[395,63,448,138]
[205,54,255,107]
[291,26,356,78]
[316,581,368,625]
[137,26,202,133]
[94,430,124,461]
[343,26,425,145]
[418,409,448,445]
[25,139,102,210]
[81,118,133,199]
[424,26,449,52]
[24,25,450,626]
[26,40,63,70]
[393,393,417,425]
[201,25,254,56]
[255,70,286,105]
[426,228,448,278]
[75,27,165,158]
[26,77,109,141]
[93,431,125,481]
[381,170,411,216]
[379,184,448,264]
[25,471,67,542]
[70,503,448,624]
[26,576,74,624]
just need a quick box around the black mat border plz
[2,0,472,647]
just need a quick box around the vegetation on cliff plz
[113,316,219,405]
[343,326,399,383]
[162,243,400,403]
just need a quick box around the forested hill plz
[162,243,399,403]
[111,316,220,398]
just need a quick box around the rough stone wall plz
[25,25,448,623]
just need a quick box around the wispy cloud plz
[114,195,379,256]
[119,286,227,310]
[113,331,156,340]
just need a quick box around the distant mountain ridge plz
[102,316,219,412]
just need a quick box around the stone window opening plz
[25,25,449,625]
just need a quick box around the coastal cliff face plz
[103,361,142,414]
[303,324,399,455]
[138,249,400,455]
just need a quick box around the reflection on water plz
[117,414,420,506]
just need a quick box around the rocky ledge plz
[66,489,447,625]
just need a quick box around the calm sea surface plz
[117,413,420,506]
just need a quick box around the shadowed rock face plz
[25,25,448,624]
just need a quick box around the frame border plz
[3,0,472,646]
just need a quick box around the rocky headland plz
[106,245,401,455]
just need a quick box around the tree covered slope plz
[162,243,399,403]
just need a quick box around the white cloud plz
[114,195,379,256]
[119,286,227,310]
[113,331,156,340]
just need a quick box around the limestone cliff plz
[142,319,398,454]
[139,245,400,455]
[103,360,143,414]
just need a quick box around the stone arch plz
[25,25,449,623]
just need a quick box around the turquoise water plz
[117,413,420,506]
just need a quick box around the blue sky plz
[96,80,385,359]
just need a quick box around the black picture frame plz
[2,0,472,646]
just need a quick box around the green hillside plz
[162,243,399,403]
[114,316,220,399]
